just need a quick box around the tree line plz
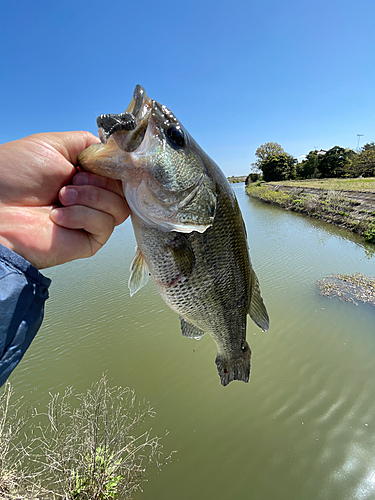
[248,141,375,182]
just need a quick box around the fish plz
[78,85,269,386]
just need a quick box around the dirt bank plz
[246,183,375,242]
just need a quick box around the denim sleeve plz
[0,244,51,386]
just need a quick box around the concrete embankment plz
[246,183,375,242]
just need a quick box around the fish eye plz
[166,125,185,147]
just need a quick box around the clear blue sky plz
[1,0,375,176]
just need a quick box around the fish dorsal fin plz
[248,269,269,331]
[180,317,206,340]
[128,247,150,297]
[123,175,216,233]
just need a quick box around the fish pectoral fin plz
[248,269,270,331]
[180,317,206,340]
[166,234,195,278]
[128,247,150,297]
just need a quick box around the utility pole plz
[357,134,364,151]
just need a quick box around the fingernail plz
[50,208,64,223]
[61,186,77,203]
[73,172,88,186]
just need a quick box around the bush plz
[245,173,261,184]
[364,222,375,243]
[0,376,174,499]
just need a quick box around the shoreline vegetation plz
[245,178,375,243]
[228,175,247,183]
[0,376,172,500]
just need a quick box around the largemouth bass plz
[78,85,269,386]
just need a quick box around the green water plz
[10,184,375,500]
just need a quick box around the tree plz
[260,153,297,182]
[245,173,261,185]
[350,143,375,177]
[296,150,324,179]
[361,142,375,152]
[318,146,355,178]
[254,142,285,168]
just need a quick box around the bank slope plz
[246,181,375,243]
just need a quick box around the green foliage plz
[296,150,323,179]
[245,173,261,184]
[266,177,375,192]
[246,183,375,244]
[318,146,356,178]
[71,446,123,500]
[254,142,285,168]
[350,144,375,177]
[254,143,368,181]
[362,142,375,152]
[260,153,297,182]
[364,222,375,243]
[245,184,293,206]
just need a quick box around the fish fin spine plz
[180,317,205,340]
[128,247,150,296]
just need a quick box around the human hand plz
[0,132,130,269]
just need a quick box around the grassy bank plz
[246,180,375,243]
[267,177,375,192]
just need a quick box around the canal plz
[10,183,375,500]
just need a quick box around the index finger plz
[72,171,125,198]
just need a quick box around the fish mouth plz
[97,85,153,152]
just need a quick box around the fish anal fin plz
[180,317,205,340]
[128,247,150,297]
[249,269,269,331]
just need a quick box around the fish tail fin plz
[215,342,251,386]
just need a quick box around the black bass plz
[78,85,269,386]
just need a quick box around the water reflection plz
[9,183,375,500]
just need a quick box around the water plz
[9,184,375,500]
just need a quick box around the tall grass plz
[0,376,174,499]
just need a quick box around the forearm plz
[0,244,51,386]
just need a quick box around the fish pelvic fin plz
[180,317,205,340]
[249,269,269,332]
[128,247,150,297]
[215,343,251,387]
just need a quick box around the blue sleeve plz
[0,244,51,386]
